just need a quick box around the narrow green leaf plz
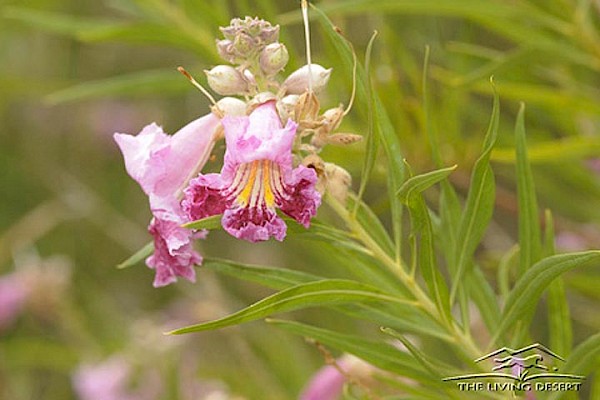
[547,333,600,400]
[268,319,434,382]
[450,80,499,303]
[347,196,395,257]
[168,279,414,335]
[380,327,457,377]
[202,258,321,290]
[203,256,445,340]
[313,6,405,257]
[182,214,223,230]
[543,210,572,356]
[397,165,457,202]
[547,277,572,357]
[46,69,188,104]
[398,164,453,321]
[116,242,153,269]
[492,251,600,345]
[3,7,115,36]
[78,22,213,56]
[515,103,542,274]
[355,31,379,206]
[497,245,519,299]
[543,209,556,257]
[467,267,501,333]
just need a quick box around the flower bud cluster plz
[201,15,354,202]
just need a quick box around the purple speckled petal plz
[279,165,321,227]
[182,173,229,222]
[222,205,286,242]
[146,217,201,288]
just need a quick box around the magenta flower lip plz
[183,100,321,243]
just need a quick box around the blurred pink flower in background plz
[299,363,346,400]
[0,254,71,331]
[0,272,29,331]
[73,356,162,400]
[299,355,374,400]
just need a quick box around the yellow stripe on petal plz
[236,160,259,207]
[263,160,275,208]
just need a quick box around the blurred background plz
[2,0,600,399]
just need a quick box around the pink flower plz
[73,356,162,400]
[114,113,220,287]
[0,273,29,331]
[73,357,135,400]
[300,364,346,400]
[182,101,320,242]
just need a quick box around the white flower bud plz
[259,43,289,75]
[214,97,247,117]
[282,64,332,94]
[205,65,249,96]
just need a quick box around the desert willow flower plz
[114,114,220,287]
[183,100,321,242]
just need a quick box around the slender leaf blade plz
[168,279,413,334]
[493,251,600,345]
[182,214,223,230]
[450,81,499,303]
[116,242,153,269]
[515,103,541,273]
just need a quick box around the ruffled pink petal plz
[221,101,297,167]
[113,113,220,210]
[279,165,321,227]
[146,217,201,288]
[222,205,286,242]
[182,173,229,222]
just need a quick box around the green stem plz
[326,195,482,362]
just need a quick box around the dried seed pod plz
[322,106,345,132]
[324,133,363,146]
[294,91,320,123]
[324,162,352,203]
[282,64,332,94]
[205,65,250,96]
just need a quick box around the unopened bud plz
[232,33,257,58]
[282,64,332,94]
[205,65,249,96]
[216,39,235,63]
[259,43,289,75]
[214,97,247,117]
[248,92,277,113]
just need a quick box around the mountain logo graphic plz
[443,343,585,383]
